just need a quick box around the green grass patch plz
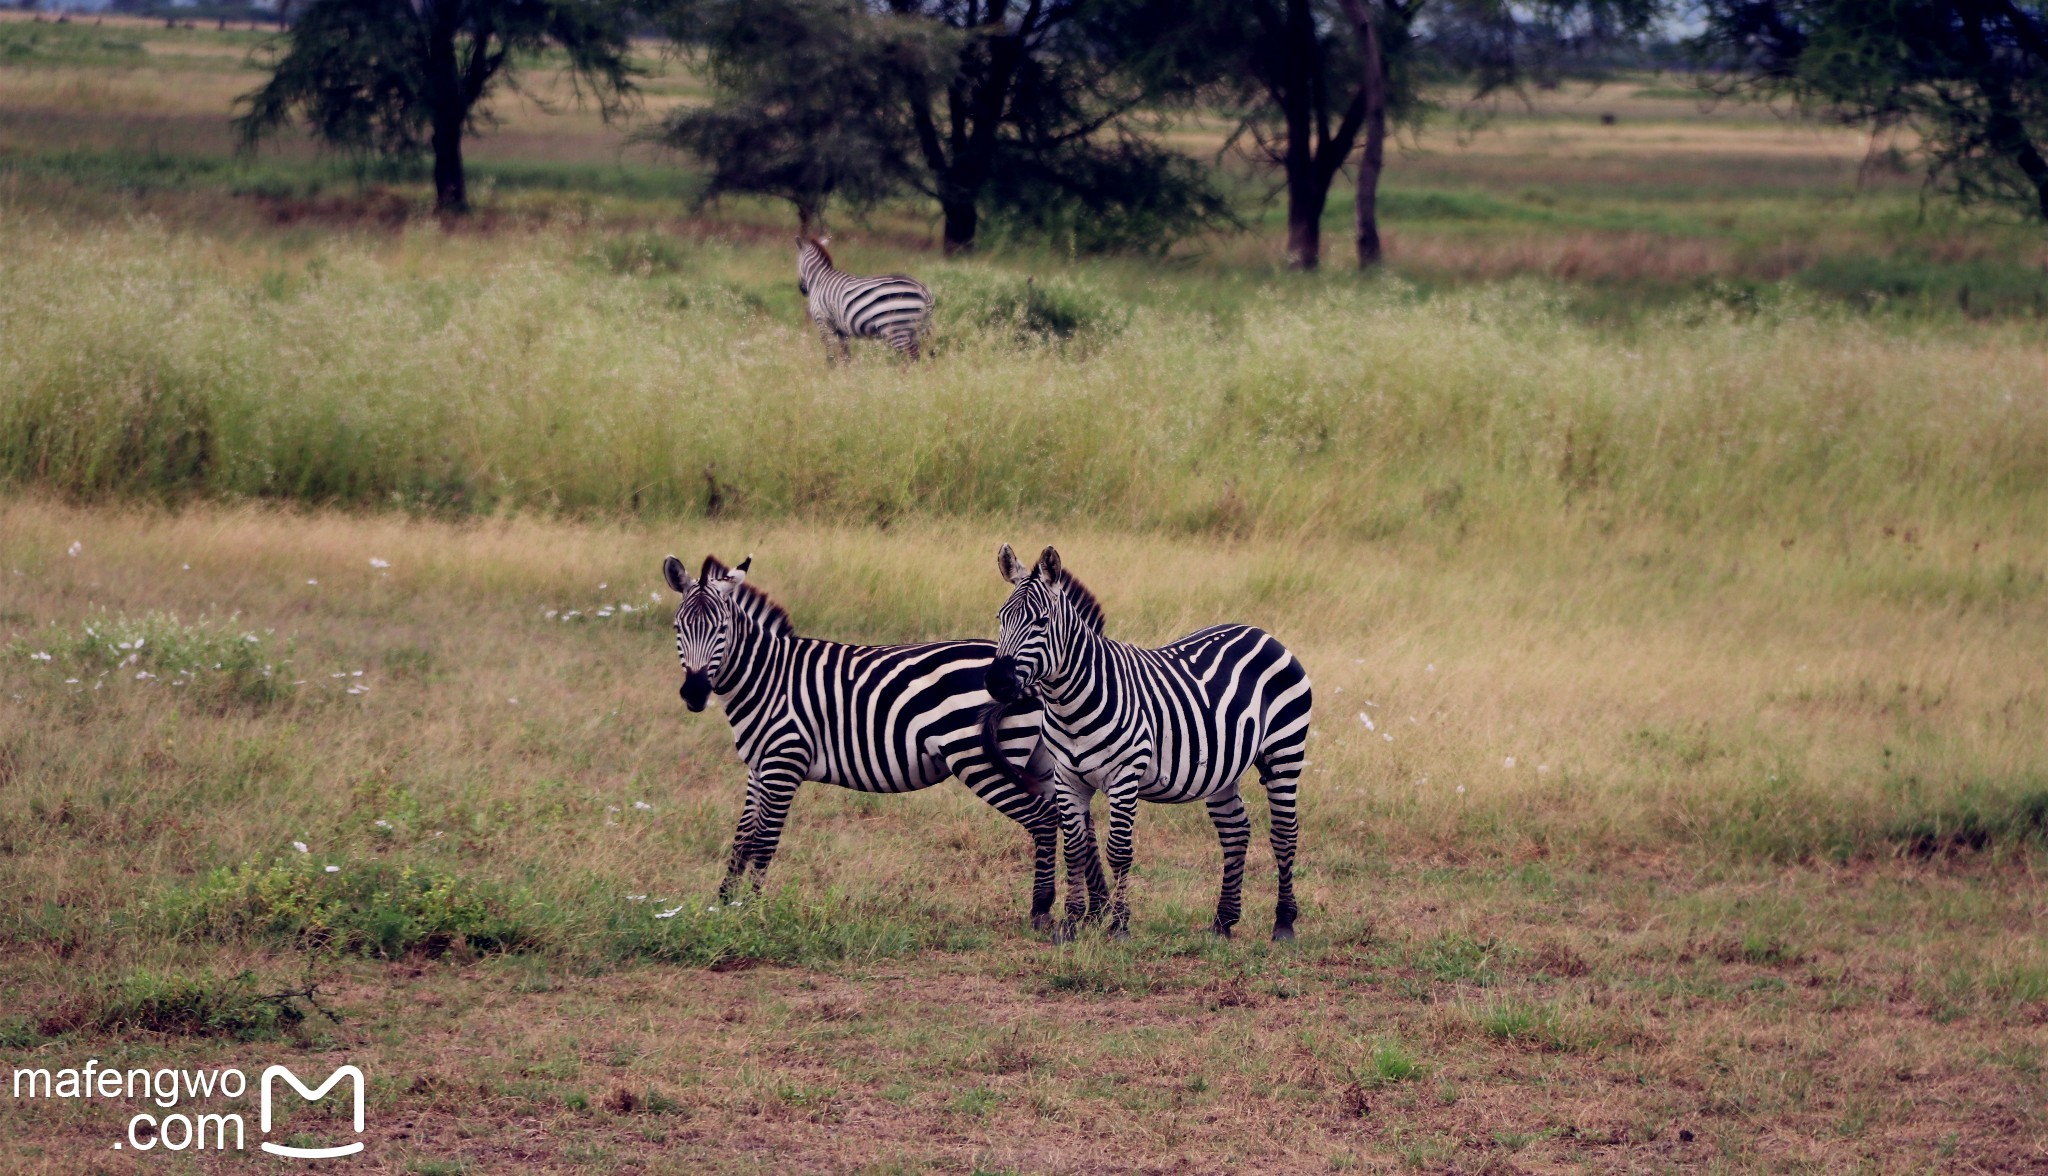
[37,969,315,1040]
[10,611,297,707]
[159,858,529,959]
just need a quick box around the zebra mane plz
[1058,571,1105,635]
[700,555,795,638]
[802,235,835,268]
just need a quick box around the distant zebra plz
[664,553,1062,926]
[985,545,1314,941]
[796,236,933,362]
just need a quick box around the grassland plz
[3,18,2048,1175]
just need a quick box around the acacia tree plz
[1159,0,1655,270]
[1697,0,2048,221]
[652,0,911,232]
[660,0,1229,253]
[236,0,637,213]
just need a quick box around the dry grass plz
[2,498,2045,1170]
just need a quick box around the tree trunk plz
[1339,0,1388,268]
[432,116,467,214]
[1285,177,1325,270]
[941,197,977,256]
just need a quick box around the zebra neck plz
[712,621,795,720]
[1035,623,1111,713]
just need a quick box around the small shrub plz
[161,859,528,958]
[933,269,1126,350]
[39,971,311,1040]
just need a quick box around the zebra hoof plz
[1209,924,1233,940]
[1049,922,1079,945]
[1271,925,1296,943]
[1030,912,1055,933]
[1108,925,1131,942]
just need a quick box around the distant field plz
[3,18,2048,1174]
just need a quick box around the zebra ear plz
[730,556,751,587]
[996,543,1025,584]
[1035,546,1063,585]
[662,556,692,595]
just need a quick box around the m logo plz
[258,1065,365,1159]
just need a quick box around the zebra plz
[664,552,1064,927]
[984,544,1314,942]
[796,236,933,362]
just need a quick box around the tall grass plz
[2,220,2042,538]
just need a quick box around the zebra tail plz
[978,701,1055,801]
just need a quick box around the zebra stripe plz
[797,236,933,361]
[986,544,1313,941]
[665,553,1061,928]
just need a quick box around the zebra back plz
[797,236,932,348]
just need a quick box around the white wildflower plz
[306,579,318,586]
[67,541,81,557]
[1503,757,1515,769]
[324,865,340,873]
[544,609,558,619]
[598,582,608,590]
[1426,664,1436,673]
[292,841,309,853]
[1456,785,1466,795]
[64,678,79,685]
[626,894,647,902]
[654,905,685,919]
[135,671,155,680]
[1382,733,1393,742]
[507,697,518,705]
[369,558,390,569]
[30,651,51,661]
[374,820,391,829]
[633,801,653,811]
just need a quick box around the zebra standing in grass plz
[985,545,1313,941]
[664,553,1064,926]
[796,236,933,362]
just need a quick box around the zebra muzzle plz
[985,657,1028,704]
[680,671,712,712]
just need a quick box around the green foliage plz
[162,858,528,958]
[1696,0,2048,221]
[10,612,295,708]
[661,0,1231,250]
[40,970,309,1040]
[934,269,1126,348]
[235,0,637,211]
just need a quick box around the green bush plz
[40,970,308,1041]
[162,859,528,959]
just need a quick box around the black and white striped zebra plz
[796,236,933,362]
[664,553,1063,926]
[984,545,1314,941]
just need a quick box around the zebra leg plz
[1053,778,1102,942]
[1102,776,1144,940]
[1259,757,1302,941]
[717,780,762,905]
[1204,790,1252,938]
[811,313,841,365]
[736,767,803,902]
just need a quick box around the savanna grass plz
[1,219,2043,541]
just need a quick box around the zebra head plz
[987,543,1072,705]
[662,553,752,712]
[795,235,832,296]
